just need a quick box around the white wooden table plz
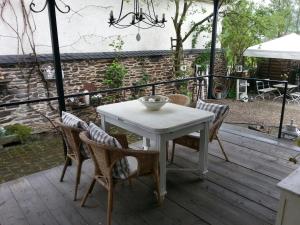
[276,166,300,225]
[97,100,214,201]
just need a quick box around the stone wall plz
[0,50,227,132]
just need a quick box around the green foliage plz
[220,0,294,70]
[296,138,300,147]
[194,51,210,72]
[109,35,124,52]
[104,60,127,88]
[191,23,211,49]
[136,72,150,85]
[4,124,32,142]
[227,88,236,99]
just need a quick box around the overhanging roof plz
[243,33,300,60]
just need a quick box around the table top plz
[277,166,300,196]
[97,100,214,133]
[273,84,298,89]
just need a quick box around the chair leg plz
[80,178,96,207]
[216,135,229,162]
[107,186,114,225]
[170,141,176,163]
[60,157,71,182]
[74,161,83,201]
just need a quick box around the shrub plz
[104,60,127,89]
[4,124,32,143]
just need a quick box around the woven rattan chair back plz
[209,107,229,142]
[54,118,87,201]
[80,131,114,181]
[79,131,161,225]
[55,119,83,161]
[168,94,191,106]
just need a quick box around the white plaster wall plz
[0,0,217,55]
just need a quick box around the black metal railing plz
[0,75,288,138]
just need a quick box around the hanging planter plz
[40,64,64,81]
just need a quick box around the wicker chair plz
[55,119,89,201]
[171,107,229,163]
[79,131,160,225]
[168,94,191,106]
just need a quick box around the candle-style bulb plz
[162,13,166,23]
[139,7,143,20]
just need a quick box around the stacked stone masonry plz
[0,51,226,132]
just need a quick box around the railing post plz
[278,82,288,138]
[152,85,156,95]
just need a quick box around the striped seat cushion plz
[196,100,228,123]
[61,111,89,158]
[89,123,136,179]
[62,111,88,130]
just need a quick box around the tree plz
[171,0,223,77]
[220,0,294,71]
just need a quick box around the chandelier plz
[109,0,166,29]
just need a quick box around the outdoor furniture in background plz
[289,92,300,104]
[273,83,298,103]
[167,94,190,106]
[79,131,160,225]
[236,79,249,102]
[55,119,89,201]
[255,80,278,100]
[171,104,230,163]
[97,100,214,202]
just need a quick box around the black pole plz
[208,0,219,99]
[278,82,287,138]
[47,0,67,159]
[47,0,66,115]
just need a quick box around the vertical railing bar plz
[278,81,288,138]
[152,84,156,95]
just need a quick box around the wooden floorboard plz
[9,178,60,225]
[1,125,300,225]
[0,182,29,225]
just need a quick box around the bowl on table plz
[138,95,169,111]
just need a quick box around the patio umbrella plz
[243,33,300,60]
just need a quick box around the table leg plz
[199,122,209,178]
[101,115,107,131]
[156,135,167,201]
[143,137,151,150]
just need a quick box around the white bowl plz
[138,95,169,111]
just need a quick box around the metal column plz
[208,0,219,99]
[47,0,66,115]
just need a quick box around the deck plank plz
[9,178,60,225]
[219,130,300,164]
[2,124,300,225]
[174,143,282,200]
[172,155,277,224]
[26,172,88,225]
[0,182,29,225]
[208,140,293,180]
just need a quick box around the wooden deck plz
[1,124,300,225]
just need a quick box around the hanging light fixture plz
[109,0,166,29]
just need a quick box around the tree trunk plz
[173,36,183,78]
